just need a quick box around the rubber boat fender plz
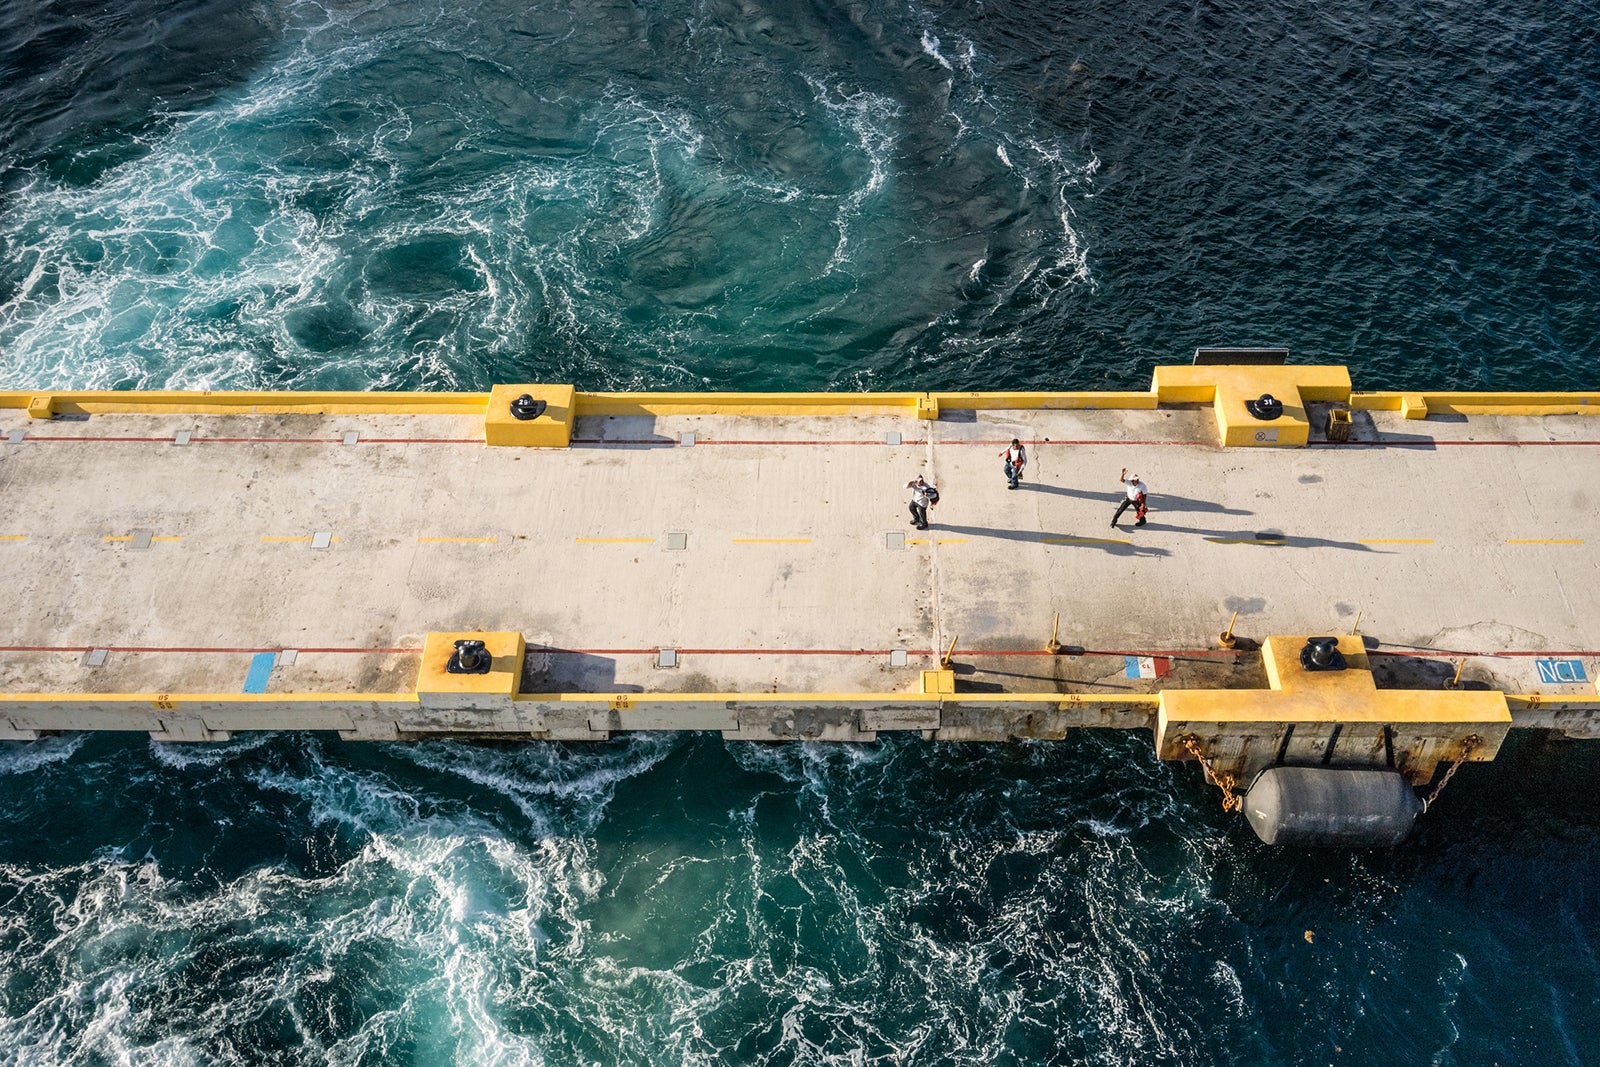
[1243,766,1422,847]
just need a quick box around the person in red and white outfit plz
[1111,468,1148,528]
[999,439,1026,489]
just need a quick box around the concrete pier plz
[3,366,1598,792]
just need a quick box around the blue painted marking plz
[243,652,276,694]
[1536,658,1587,685]
[1124,655,1140,679]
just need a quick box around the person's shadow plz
[927,523,1171,557]
[1136,521,1386,553]
[1021,483,1254,517]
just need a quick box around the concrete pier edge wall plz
[3,683,1584,778]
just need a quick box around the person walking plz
[1111,468,1148,528]
[999,439,1027,489]
[906,476,939,530]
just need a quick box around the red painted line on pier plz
[0,645,420,654]
[532,647,1249,658]
[522,645,1600,659]
[569,438,1194,447]
[941,439,1196,446]
[570,436,1600,449]
[571,438,897,446]
[15,436,480,445]
[5,644,1595,659]
[1313,440,1600,448]
[17,435,343,444]
[569,441,676,449]
[22,434,1600,448]
[19,436,180,443]
[573,438,880,446]
[530,647,891,656]
[1366,648,1600,659]
[199,437,479,445]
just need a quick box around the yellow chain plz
[1182,735,1242,812]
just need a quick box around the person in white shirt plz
[1111,468,1148,528]
[999,439,1027,489]
[906,476,938,530]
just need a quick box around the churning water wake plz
[2,0,1599,1062]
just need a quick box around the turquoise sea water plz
[2,0,1599,1062]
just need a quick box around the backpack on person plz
[925,485,940,506]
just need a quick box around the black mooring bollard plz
[1245,393,1284,420]
[1300,636,1346,672]
[509,394,547,421]
[447,638,493,674]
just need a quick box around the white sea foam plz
[803,75,900,275]
[0,727,1246,1065]
[148,730,278,769]
[0,0,1099,397]
[918,16,976,75]
[387,734,675,835]
[1,731,628,1062]
[0,734,86,775]
[1212,959,1247,1016]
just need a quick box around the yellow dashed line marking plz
[418,537,500,543]
[0,535,27,541]
[575,537,654,544]
[732,538,812,543]
[1359,539,1434,544]
[1205,537,1288,545]
[1507,539,1584,545]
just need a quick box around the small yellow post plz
[942,634,958,667]
[1219,611,1238,649]
[1046,612,1062,654]
[1349,610,1362,635]
[1448,658,1466,690]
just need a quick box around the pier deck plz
[2,371,1598,775]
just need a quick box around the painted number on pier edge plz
[152,694,178,710]
[610,696,634,710]
[1535,659,1588,684]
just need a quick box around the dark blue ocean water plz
[2,0,1600,1062]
